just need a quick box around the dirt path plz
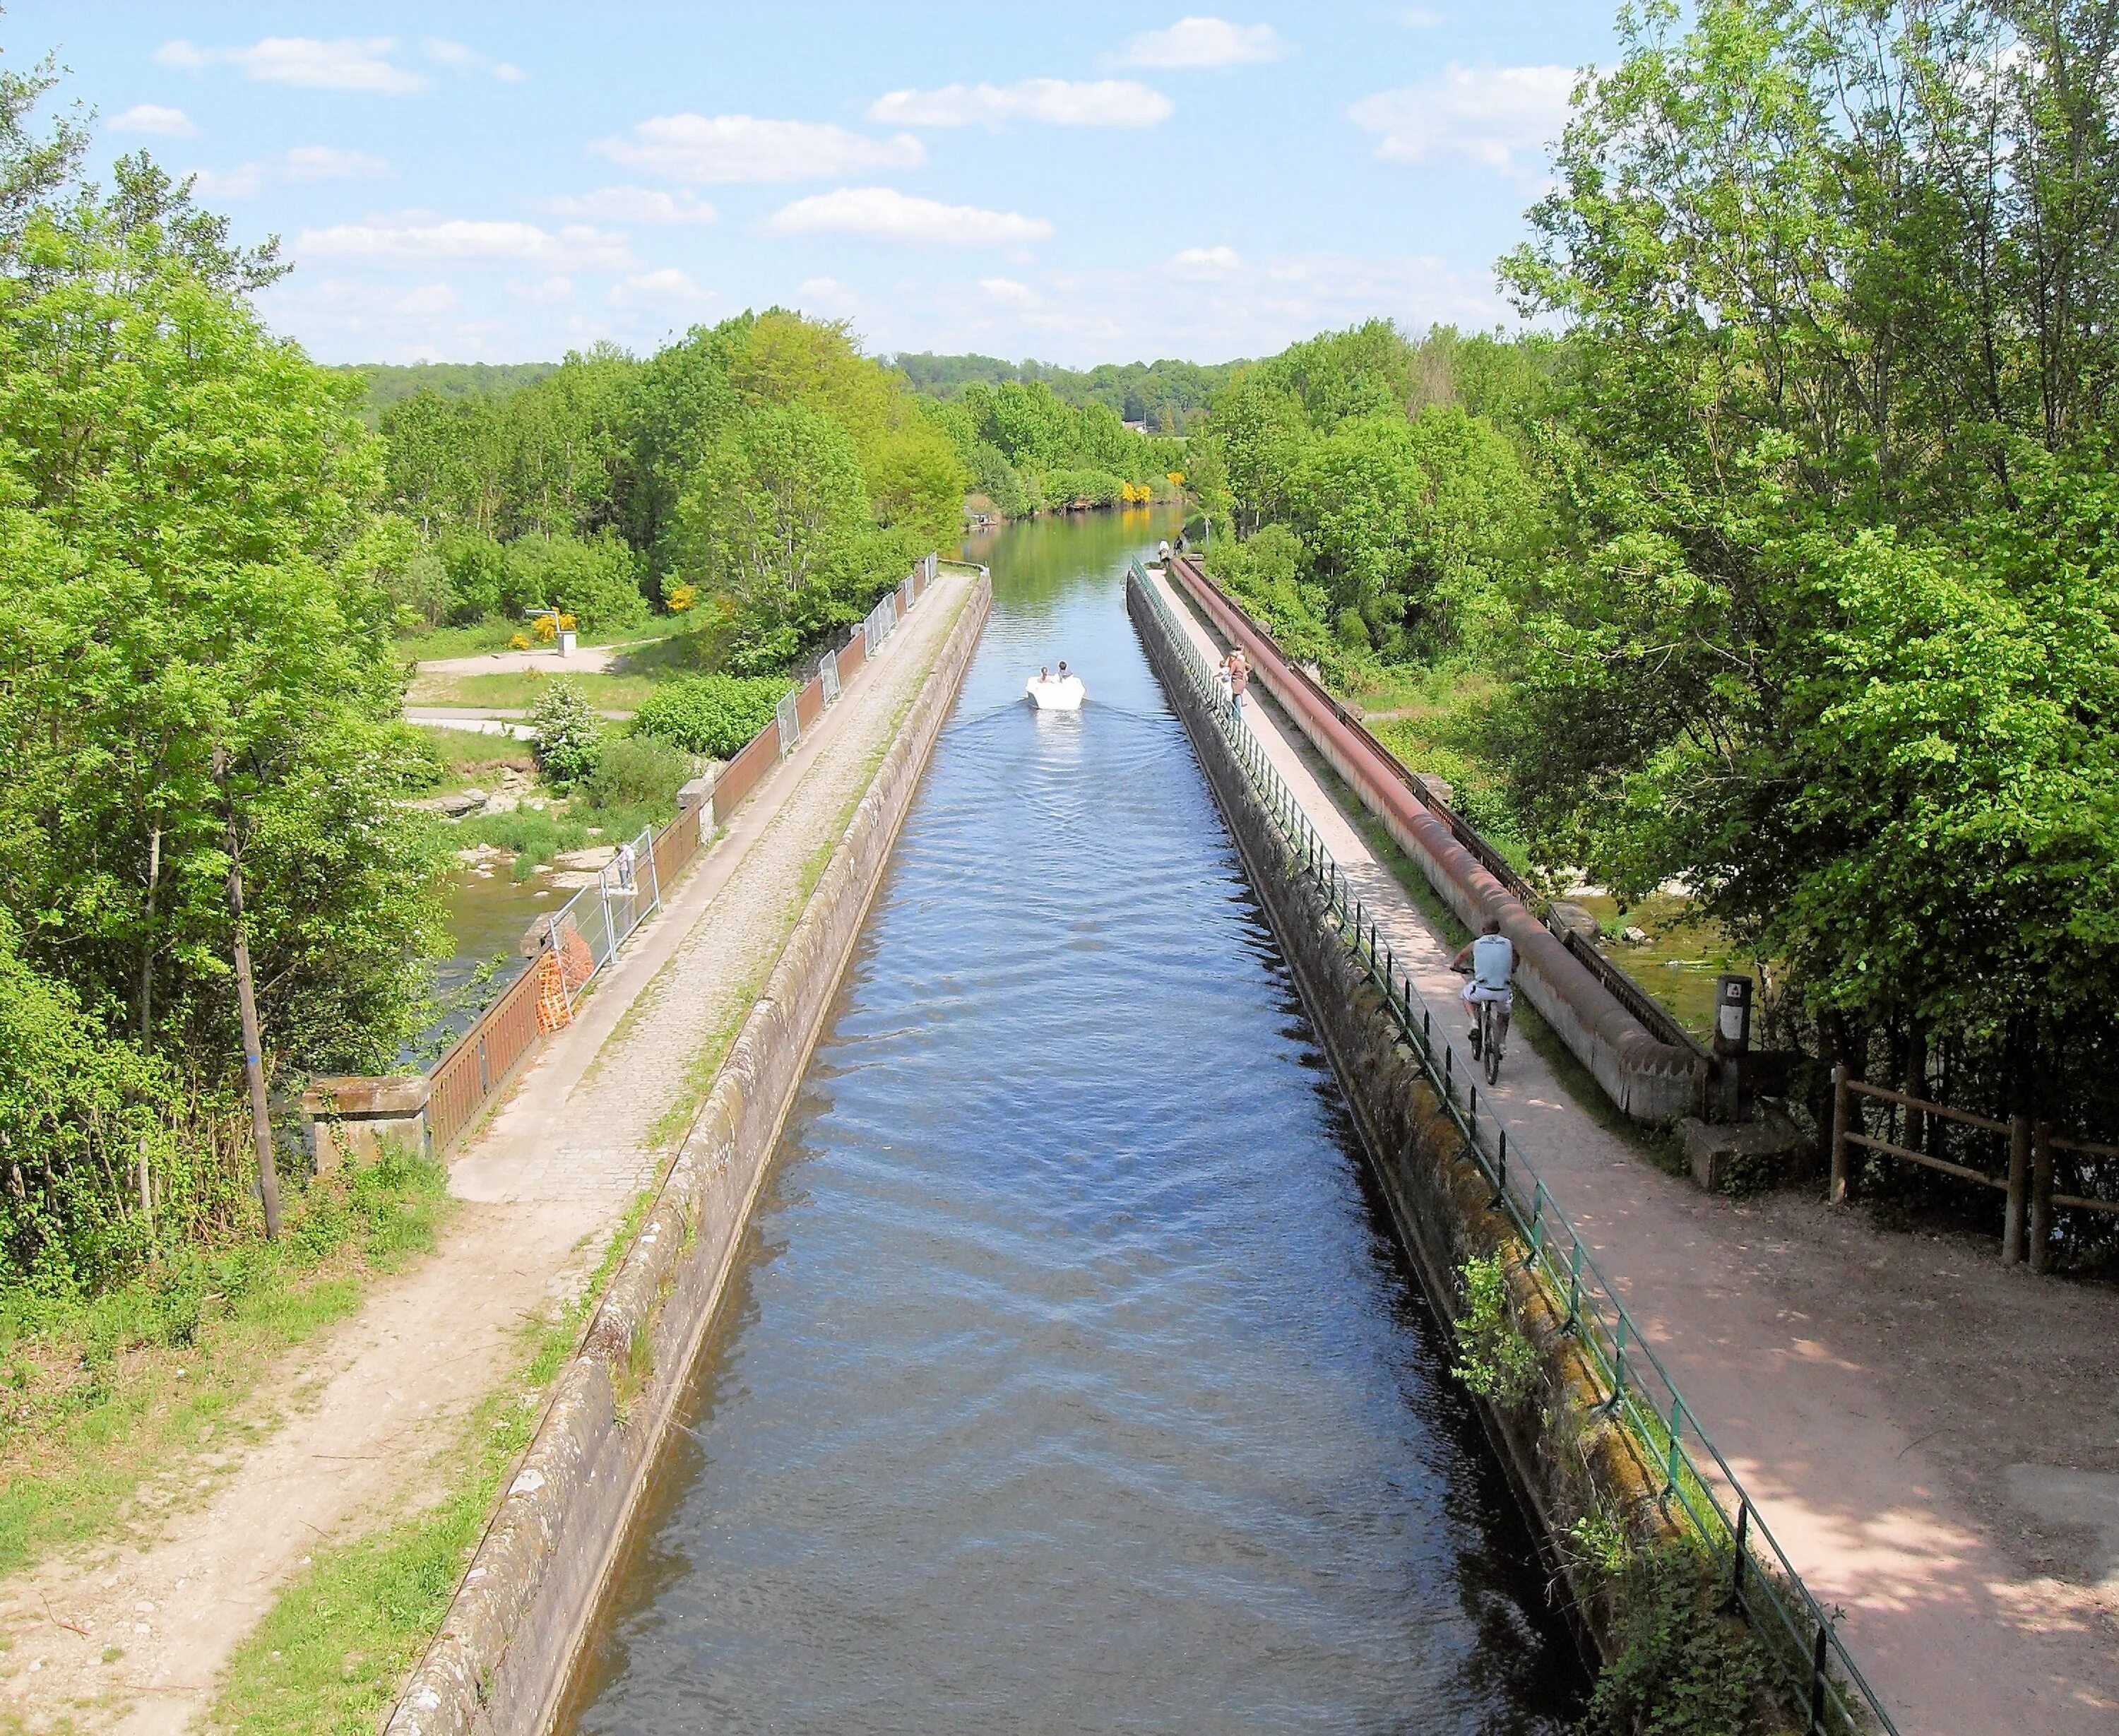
[0,577,975,1736]
[412,646,625,677]
[1149,568,2119,1735]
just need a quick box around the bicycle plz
[1471,994,1510,1085]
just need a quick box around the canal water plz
[561,509,1588,1733]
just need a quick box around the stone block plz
[304,1074,432,1173]
[1546,900,1600,944]
[1681,1102,1815,1196]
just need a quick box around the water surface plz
[563,508,1586,1732]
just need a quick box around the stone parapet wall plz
[1165,557,1702,1124]
[386,573,991,1736]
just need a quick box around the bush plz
[631,674,788,758]
[437,532,506,622]
[526,682,603,784]
[1450,1254,1539,1406]
[586,734,693,811]
[504,530,646,633]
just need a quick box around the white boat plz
[1024,670,1087,711]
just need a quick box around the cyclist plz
[1450,917,1515,1058]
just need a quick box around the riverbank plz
[0,571,985,1736]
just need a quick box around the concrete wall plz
[1131,573,1674,1658]
[387,575,992,1736]
[1165,559,1702,1124]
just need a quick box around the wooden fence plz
[1828,1066,2119,1272]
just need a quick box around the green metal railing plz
[1132,562,1896,1736]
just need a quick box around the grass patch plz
[406,670,660,713]
[209,1193,653,1736]
[0,1147,452,1580]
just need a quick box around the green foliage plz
[0,913,189,1290]
[1450,1254,1540,1406]
[892,350,1242,432]
[1196,322,1543,658]
[1580,1542,1772,1736]
[584,734,694,812]
[1483,0,2119,1107]
[0,126,446,1131]
[526,682,604,785]
[502,529,646,631]
[339,361,557,424]
[631,674,787,758]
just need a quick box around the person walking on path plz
[1228,648,1251,716]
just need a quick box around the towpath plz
[1147,565,2119,1736]
[0,573,977,1736]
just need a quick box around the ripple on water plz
[563,515,1587,1735]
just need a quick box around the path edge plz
[386,573,992,1736]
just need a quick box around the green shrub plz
[586,735,693,811]
[504,530,646,632]
[1582,1542,1773,1736]
[631,674,787,758]
[1450,1254,1539,1406]
[526,682,603,784]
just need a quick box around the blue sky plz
[13,5,1617,366]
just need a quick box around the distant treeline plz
[338,362,559,424]
[891,352,1245,434]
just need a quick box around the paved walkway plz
[1148,567,2119,1736]
[4,576,977,1736]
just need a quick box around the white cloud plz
[593,114,924,184]
[1401,7,1446,25]
[294,218,634,270]
[156,37,429,94]
[978,276,1041,307]
[191,163,263,200]
[1348,64,1574,174]
[1168,244,1241,279]
[422,39,528,82]
[1117,17,1288,69]
[189,145,391,200]
[282,145,393,181]
[111,103,198,137]
[796,275,860,313]
[608,268,717,311]
[509,277,575,305]
[542,186,717,225]
[764,186,1054,246]
[869,79,1171,129]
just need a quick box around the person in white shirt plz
[1450,917,1514,1051]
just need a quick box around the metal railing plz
[1132,562,1896,1736]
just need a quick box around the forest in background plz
[1190,0,2119,1244]
[891,352,1243,434]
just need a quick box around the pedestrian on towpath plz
[1229,648,1251,715]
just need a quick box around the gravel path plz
[1148,566,2119,1736]
[0,576,977,1736]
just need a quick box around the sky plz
[12,4,1619,368]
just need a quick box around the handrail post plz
[1827,1063,1851,1203]
[2004,1112,2031,1266]
[1728,1499,1750,1612]
[1809,1618,1830,1734]
[2030,1122,2054,1275]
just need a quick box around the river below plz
[559,507,1588,1733]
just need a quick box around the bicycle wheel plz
[1483,1005,1504,1086]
